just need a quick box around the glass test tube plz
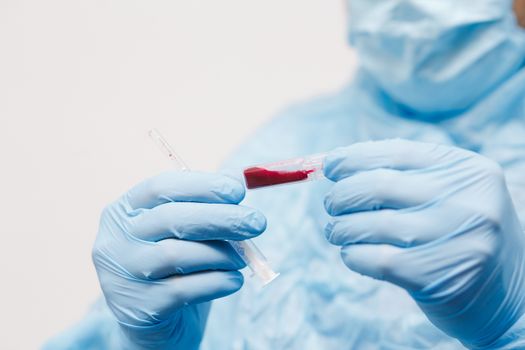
[148,129,279,286]
[243,153,326,190]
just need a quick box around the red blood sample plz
[243,167,314,189]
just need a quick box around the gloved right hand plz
[92,171,266,349]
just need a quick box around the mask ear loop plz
[514,0,525,28]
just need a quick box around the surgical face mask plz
[347,0,525,115]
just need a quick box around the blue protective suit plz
[44,0,525,349]
[199,66,525,349]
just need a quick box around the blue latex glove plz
[92,171,266,349]
[323,139,525,349]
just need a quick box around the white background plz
[0,1,356,348]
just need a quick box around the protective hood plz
[347,0,525,115]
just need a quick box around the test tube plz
[243,153,326,190]
[148,129,279,286]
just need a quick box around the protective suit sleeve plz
[482,313,525,349]
[41,299,121,350]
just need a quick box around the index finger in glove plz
[323,168,432,216]
[126,171,245,210]
[323,139,466,181]
[129,202,267,242]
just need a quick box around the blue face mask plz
[347,0,525,115]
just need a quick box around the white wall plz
[0,1,356,348]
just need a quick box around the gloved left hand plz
[323,139,525,349]
[92,171,266,349]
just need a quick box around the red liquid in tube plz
[243,167,314,189]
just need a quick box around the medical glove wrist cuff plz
[117,314,199,350]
